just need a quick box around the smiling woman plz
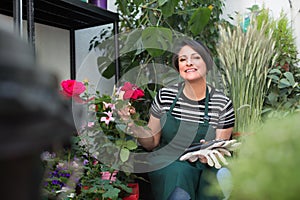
[118,38,236,200]
[178,46,208,84]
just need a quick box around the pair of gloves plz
[179,139,241,169]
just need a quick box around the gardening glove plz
[179,148,228,169]
[204,139,227,150]
[183,139,226,154]
[213,139,242,151]
[208,139,241,163]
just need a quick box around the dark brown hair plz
[172,38,213,72]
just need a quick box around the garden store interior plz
[0,0,300,199]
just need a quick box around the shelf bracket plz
[27,0,35,56]
[13,0,23,38]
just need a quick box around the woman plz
[120,38,235,200]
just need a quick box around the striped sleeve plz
[217,98,235,129]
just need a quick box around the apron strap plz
[169,83,184,112]
[203,86,210,126]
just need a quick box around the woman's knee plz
[216,167,232,200]
[167,187,191,200]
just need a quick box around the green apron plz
[148,84,223,200]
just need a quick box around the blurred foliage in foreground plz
[230,113,300,200]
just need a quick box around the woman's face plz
[177,45,207,81]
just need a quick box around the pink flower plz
[100,111,115,125]
[87,122,95,127]
[120,82,144,100]
[103,102,116,110]
[93,160,98,165]
[101,170,118,183]
[60,79,86,97]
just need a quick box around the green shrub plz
[230,113,300,200]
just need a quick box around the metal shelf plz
[0,0,119,29]
[0,0,120,80]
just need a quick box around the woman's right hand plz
[117,105,136,127]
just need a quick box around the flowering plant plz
[41,79,147,200]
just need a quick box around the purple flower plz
[83,159,89,165]
[52,180,60,185]
[51,170,59,177]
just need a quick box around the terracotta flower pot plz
[123,183,139,200]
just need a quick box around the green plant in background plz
[116,0,226,53]
[263,67,300,118]
[87,0,230,125]
[220,5,299,132]
[216,17,277,134]
[254,9,300,118]
[229,113,300,200]
[92,0,229,88]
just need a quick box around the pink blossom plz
[103,102,116,110]
[60,79,86,97]
[87,122,95,127]
[101,170,118,183]
[100,111,115,125]
[120,82,144,100]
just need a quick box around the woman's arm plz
[118,105,162,151]
[215,127,233,140]
[129,114,162,151]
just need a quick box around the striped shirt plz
[150,83,235,129]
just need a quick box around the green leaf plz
[188,7,212,36]
[116,124,127,133]
[125,140,138,150]
[120,29,143,55]
[267,92,278,105]
[160,0,180,18]
[102,187,120,199]
[141,26,172,57]
[147,88,157,99]
[284,72,295,86]
[97,56,110,72]
[115,139,123,146]
[120,148,130,162]
[267,74,279,81]
[158,0,168,6]
[278,78,291,88]
[102,63,115,79]
[283,101,293,109]
[133,0,143,6]
[97,56,115,79]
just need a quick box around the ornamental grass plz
[216,17,278,133]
